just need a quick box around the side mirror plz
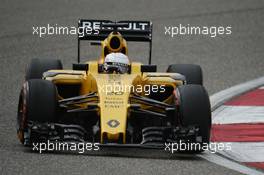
[73,63,89,71]
[141,65,157,72]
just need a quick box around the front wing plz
[24,121,201,150]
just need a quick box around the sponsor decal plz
[107,119,120,128]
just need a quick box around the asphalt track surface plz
[0,0,264,174]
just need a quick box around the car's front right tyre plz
[17,79,58,144]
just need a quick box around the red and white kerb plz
[211,86,264,171]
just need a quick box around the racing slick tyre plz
[17,79,58,144]
[177,84,211,152]
[25,58,63,80]
[167,64,203,85]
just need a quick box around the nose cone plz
[93,74,137,143]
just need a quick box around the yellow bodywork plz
[44,34,184,143]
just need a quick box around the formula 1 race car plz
[17,20,211,152]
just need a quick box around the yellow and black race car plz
[17,20,211,152]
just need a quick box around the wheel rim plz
[17,83,28,143]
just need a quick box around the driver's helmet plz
[103,52,130,74]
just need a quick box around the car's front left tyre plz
[176,84,211,152]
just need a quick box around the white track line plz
[216,142,264,162]
[198,152,264,175]
[210,76,264,111]
[213,106,264,124]
[201,76,264,175]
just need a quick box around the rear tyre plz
[177,84,211,152]
[167,64,203,85]
[25,58,62,80]
[17,79,58,144]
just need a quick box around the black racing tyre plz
[167,64,203,85]
[17,79,58,143]
[25,58,62,80]
[177,84,211,152]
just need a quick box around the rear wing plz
[77,20,153,64]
